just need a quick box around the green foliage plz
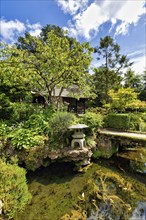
[139,122,146,132]
[49,111,78,148]
[19,145,50,171]
[124,68,143,92]
[129,113,146,132]
[129,114,142,131]
[0,93,13,120]
[24,114,51,135]
[92,68,122,106]
[93,36,132,104]
[105,88,146,112]
[11,102,35,122]
[8,128,47,150]
[0,160,31,219]
[79,112,103,133]
[1,31,94,109]
[0,122,11,138]
[139,88,146,101]
[92,149,103,159]
[105,113,130,130]
[40,105,56,120]
[1,106,54,151]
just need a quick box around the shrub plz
[105,113,130,130]
[141,113,146,122]
[129,114,142,131]
[79,112,103,133]
[0,122,11,138]
[139,122,146,132]
[49,112,78,149]
[128,113,146,132]
[0,160,31,219]
[8,128,47,150]
[24,114,51,135]
[11,102,36,121]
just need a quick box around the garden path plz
[99,129,146,141]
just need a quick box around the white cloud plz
[115,21,130,36]
[131,55,146,74]
[57,0,145,39]
[0,18,42,43]
[0,18,26,42]
[127,48,144,59]
[73,2,108,39]
[57,0,89,15]
[26,21,42,37]
[114,1,146,36]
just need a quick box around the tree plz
[139,70,146,101]
[0,43,33,102]
[124,68,142,92]
[94,36,133,104]
[105,88,146,112]
[0,160,31,219]
[16,24,73,52]
[1,30,93,109]
[92,67,122,106]
[40,24,65,41]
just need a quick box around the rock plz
[95,134,118,158]
[47,146,94,166]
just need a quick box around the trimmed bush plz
[0,160,31,219]
[105,113,130,130]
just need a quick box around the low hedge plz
[105,113,130,130]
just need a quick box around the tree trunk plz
[105,51,109,103]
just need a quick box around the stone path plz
[99,129,146,141]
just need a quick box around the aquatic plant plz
[76,169,134,220]
[61,207,87,220]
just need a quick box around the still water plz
[16,157,146,220]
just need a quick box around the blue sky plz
[0,0,146,74]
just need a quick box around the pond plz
[117,147,146,174]
[15,157,146,220]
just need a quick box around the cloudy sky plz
[0,0,146,74]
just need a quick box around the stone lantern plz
[68,124,88,149]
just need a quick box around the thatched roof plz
[32,86,88,99]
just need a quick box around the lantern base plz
[71,138,86,149]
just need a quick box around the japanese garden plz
[0,25,146,220]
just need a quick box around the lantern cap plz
[68,123,88,129]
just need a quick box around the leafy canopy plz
[105,88,146,112]
[0,30,94,107]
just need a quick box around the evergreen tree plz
[93,36,133,104]
[124,68,142,92]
